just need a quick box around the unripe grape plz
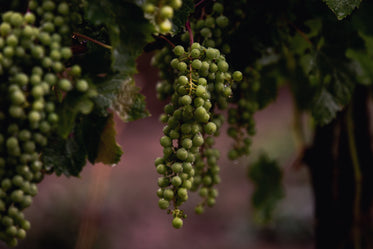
[57,2,69,15]
[11,190,24,202]
[144,3,155,13]
[213,3,224,14]
[181,138,193,149]
[16,229,26,239]
[157,174,171,187]
[59,79,72,91]
[156,164,167,174]
[204,122,217,135]
[199,187,208,197]
[160,136,172,147]
[190,49,201,59]
[232,71,243,81]
[171,176,182,187]
[158,199,169,209]
[200,27,212,38]
[173,45,185,56]
[177,62,187,72]
[163,189,174,200]
[172,217,183,229]
[179,95,192,106]
[216,15,229,28]
[176,148,188,160]
[61,47,72,59]
[0,23,11,36]
[171,163,183,173]
[159,19,172,33]
[170,0,182,9]
[195,205,204,214]
[10,13,23,27]
[6,34,18,47]
[191,59,202,69]
[160,6,173,19]
[218,61,229,72]
[177,188,188,198]
[24,12,36,24]
[76,79,89,92]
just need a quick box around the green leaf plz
[80,113,112,164]
[85,0,154,75]
[94,113,123,165]
[92,73,128,116]
[126,92,149,122]
[248,153,284,225]
[323,0,362,20]
[43,130,87,177]
[172,0,194,33]
[112,78,150,122]
[346,50,373,86]
[56,92,94,138]
[311,89,342,125]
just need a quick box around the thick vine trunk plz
[303,86,373,249]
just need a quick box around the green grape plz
[172,217,183,229]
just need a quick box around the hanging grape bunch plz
[0,0,94,246]
[154,41,242,228]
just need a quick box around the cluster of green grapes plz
[0,0,91,246]
[143,0,183,33]
[154,42,242,228]
[227,67,260,160]
[183,2,231,54]
[152,47,175,100]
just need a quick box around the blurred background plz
[2,53,314,249]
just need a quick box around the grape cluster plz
[0,0,91,245]
[227,68,259,160]
[154,42,242,227]
[152,47,175,100]
[143,0,183,33]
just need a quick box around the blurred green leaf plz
[94,113,123,165]
[172,0,194,33]
[85,0,154,75]
[43,129,87,177]
[323,0,362,20]
[248,153,285,225]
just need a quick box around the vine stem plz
[195,0,208,7]
[186,19,194,46]
[159,35,176,48]
[346,103,362,249]
[73,32,112,50]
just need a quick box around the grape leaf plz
[172,0,194,32]
[94,113,123,165]
[112,78,150,122]
[56,92,94,138]
[43,130,87,177]
[248,153,284,224]
[346,33,373,85]
[323,0,362,20]
[311,89,342,125]
[85,0,154,75]
[126,91,149,122]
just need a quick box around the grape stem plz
[195,0,209,7]
[72,32,112,50]
[186,19,194,46]
[159,35,176,48]
[346,103,362,249]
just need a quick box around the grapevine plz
[0,0,372,248]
